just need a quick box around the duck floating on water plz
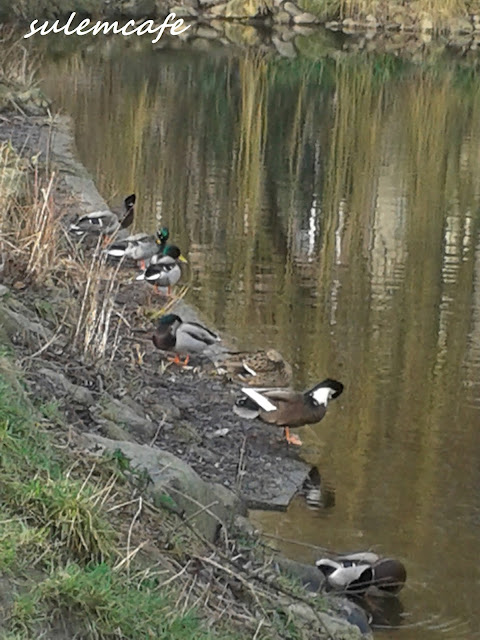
[69,194,135,243]
[152,313,220,365]
[105,227,169,269]
[233,378,343,446]
[136,245,187,294]
[316,552,406,596]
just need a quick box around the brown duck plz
[221,349,292,387]
[233,378,343,446]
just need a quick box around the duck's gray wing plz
[180,322,219,346]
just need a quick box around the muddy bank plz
[0,112,316,512]
[0,103,373,637]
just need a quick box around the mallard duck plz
[69,194,135,243]
[221,349,292,387]
[152,313,220,365]
[105,227,169,269]
[136,245,187,294]
[316,553,406,596]
[233,378,343,446]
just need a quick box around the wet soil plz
[0,112,313,512]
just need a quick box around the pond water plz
[37,32,480,639]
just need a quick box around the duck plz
[105,227,169,269]
[69,194,135,243]
[316,553,406,596]
[136,244,187,294]
[220,349,292,387]
[233,378,343,446]
[152,313,220,365]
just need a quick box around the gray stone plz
[450,17,474,33]
[86,435,246,541]
[286,602,368,639]
[272,36,296,58]
[283,1,302,16]
[292,11,318,24]
[325,20,341,30]
[0,285,8,297]
[170,5,199,17]
[91,395,157,442]
[195,24,220,39]
[276,10,291,24]
[39,368,96,406]
[0,300,53,342]
[420,16,433,31]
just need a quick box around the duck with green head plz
[136,244,187,294]
[152,313,220,365]
[106,226,169,269]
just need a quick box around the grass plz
[0,360,245,639]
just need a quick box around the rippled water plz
[36,33,480,639]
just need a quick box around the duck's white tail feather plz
[241,388,277,412]
[135,272,146,281]
[106,247,127,257]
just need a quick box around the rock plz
[325,21,340,30]
[38,368,96,406]
[86,435,246,541]
[119,0,157,18]
[274,555,324,592]
[292,11,318,24]
[276,11,291,23]
[208,2,228,16]
[283,1,302,17]
[92,395,157,442]
[0,285,8,297]
[420,16,433,31]
[342,17,357,28]
[285,602,368,639]
[1,300,53,344]
[195,24,220,39]
[272,36,296,57]
[102,421,137,443]
[450,17,473,34]
[170,4,198,17]
[392,12,405,26]
[233,514,258,537]
[292,24,317,36]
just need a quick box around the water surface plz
[38,34,480,639]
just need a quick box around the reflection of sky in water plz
[38,40,480,639]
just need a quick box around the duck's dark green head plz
[162,244,187,262]
[157,313,182,330]
[155,227,169,245]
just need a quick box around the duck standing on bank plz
[316,552,407,596]
[105,227,170,269]
[220,349,293,387]
[152,313,220,365]
[69,194,135,244]
[136,244,187,294]
[233,378,343,446]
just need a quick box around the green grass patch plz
[0,361,242,639]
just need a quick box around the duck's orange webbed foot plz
[167,354,190,367]
[139,259,146,270]
[284,427,302,446]
[102,235,111,248]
